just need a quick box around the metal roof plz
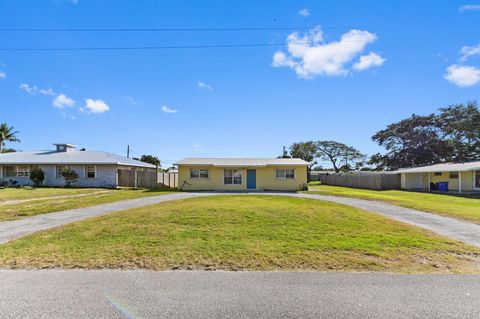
[0,150,156,168]
[175,157,310,167]
[395,161,480,173]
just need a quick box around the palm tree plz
[0,123,20,152]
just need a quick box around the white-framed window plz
[56,165,68,179]
[16,166,30,177]
[4,166,15,177]
[85,165,96,179]
[190,168,209,179]
[3,165,30,177]
[224,169,242,185]
[475,171,480,189]
[276,169,295,179]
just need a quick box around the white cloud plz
[298,8,310,17]
[459,4,480,12]
[353,52,386,70]
[197,81,213,90]
[39,88,56,96]
[460,44,480,62]
[53,94,76,108]
[84,98,110,113]
[19,83,56,95]
[0,71,6,79]
[161,105,177,113]
[272,26,384,78]
[444,64,480,87]
[20,83,38,94]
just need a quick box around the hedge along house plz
[176,158,309,191]
[0,143,156,188]
[397,161,480,193]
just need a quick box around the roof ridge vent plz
[53,143,77,152]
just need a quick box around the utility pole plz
[127,145,130,158]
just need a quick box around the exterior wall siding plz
[178,166,307,191]
[0,164,118,188]
[401,171,476,191]
[401,173,428,189]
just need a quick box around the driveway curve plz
[1,192,480,248]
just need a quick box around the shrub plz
[61,167,78,187]
[29,168,45,187]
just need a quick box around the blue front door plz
[247,169,256,189]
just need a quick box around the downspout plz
[427,172,431,191]
[459,171,462,194]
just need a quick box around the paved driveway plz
[1,192,480,247]
[0,192,214,244]
[1,270,479,319]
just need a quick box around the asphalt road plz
[1,270,479,319]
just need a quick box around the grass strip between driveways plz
[0,195,479,273]
[305,185,480,224]
[0,187,102,201]
[0,187,175,221]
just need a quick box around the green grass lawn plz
[0,187,174,221]
[0,187,102,201]
[306,184,480,224]
[1,195,478,273]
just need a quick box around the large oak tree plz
[369,101,480,170]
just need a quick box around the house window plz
[4,166,15,177]
[57,165,68,178]
[476,171,480,188]
[86,166,96,179]
[449,173,459,179]
[16,166,30,177]
[434,172,442,176]
[224,169,242,185]
[276,169,295,179]
[3,165,29,177]
[190,168,209,179]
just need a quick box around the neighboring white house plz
[0,143,156,188]
[396,161,480,193]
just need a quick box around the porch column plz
[458,171,462,193]
[427,172,431,190]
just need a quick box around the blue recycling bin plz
[437,182,449,192]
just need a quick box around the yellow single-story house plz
[176,158,309,191]
[397,161,480,193]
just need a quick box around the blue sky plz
[1,0,479,168]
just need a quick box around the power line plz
[0,26,342,32]
[0,42,291,51]
[0,40,373,52]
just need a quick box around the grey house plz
[0,143,156,188]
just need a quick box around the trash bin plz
[437,182,449,192]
